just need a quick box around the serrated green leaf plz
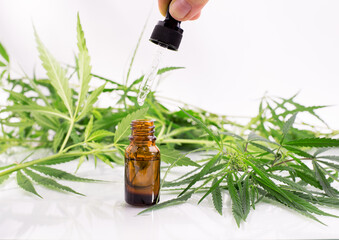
[163,164,225,188]
[281,113,297,143]
[87,130,114,142]
[249,142,275,155]
[138,191,193,215]
[157,66,184,75]
[228,173,243,227]
[268,173,314,196]
[75,156,85,173]
[96,154,114,168]
[220,131,245,141]
[284,146,314,158]
[35,30,73,116]
[313,160,336,197]
[286,138,339,147]
[114,108,148,143]
[179,153,221,197]
[0,174,10,185]
[313,148,332,157]
[180,108,221,149]
[31,165,99,182]
[294,169,322,189]
[242,176,250,219]
[16,170,42,198]
[0,42,9,62]
[75,14,92,116]
[76,84,106,121]
[248,132,278,145]
[159,146,199,167]
[283,189,338,218]
[318,160,339,171]
[211,178,223,215]
[245,159,293,201]
[85,116,94,141]
[198,173,227,204]
[5,105,70,121]
[24,168,83,196]
[317,155,339,162]
[32,112,59,131]
[53,123,67,152]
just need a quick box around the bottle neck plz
[129,120,156,144]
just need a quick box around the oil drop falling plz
[137,45,165,106]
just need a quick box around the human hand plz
[158,0,209,21]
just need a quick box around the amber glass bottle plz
[125,120,160,206]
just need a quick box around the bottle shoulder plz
[125,143,160,155]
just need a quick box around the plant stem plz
[59,119,75,152]
[0,148,118,177]
[158,138,215,146]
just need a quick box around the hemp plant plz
[1,14,339,227]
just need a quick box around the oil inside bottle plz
[137,45,165,106]
[125,120,160,206]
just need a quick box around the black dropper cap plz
[150,8,184,51]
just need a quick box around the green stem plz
[0,148,118,178]
[59,119,75,152]
[158,138,215,146]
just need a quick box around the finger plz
[158,0,172,16]
[169,0,208,21]
[189,11,201,21]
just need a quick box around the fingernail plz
[170,0,192,19]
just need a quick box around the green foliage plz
[114,108,148,143]
[24,168,84,196]
[286,138,339,147]
[159,146,199,167]
[1,15,339,228]
[31,165,99,182]
[35,28,73,117]
[211,177,223,215]
[16,170,42,198]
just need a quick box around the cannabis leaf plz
[211,177,223,215]
[159,146,199,167]
[179,153,221,197]
[1,13,339,228]
[24,168,84,196]
[0,174,10,185]
[138,191,194,215]
[228,173,244,227]
[286,138,339,147]
[114,107,148,143]
[35,29,73,117]
[157,66,184,75]
[0,42,9,63]
[75,13,92,117]
[16,171,42,198]
[180,108,221,149]
[30,165,99,182]
[281,113,297,143]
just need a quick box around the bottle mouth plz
[131,119,155,136]
[131,119,154,124]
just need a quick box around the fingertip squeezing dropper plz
[137,8,184,106]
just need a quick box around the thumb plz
[169,0,208,21]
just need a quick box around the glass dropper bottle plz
[137,7,184,106]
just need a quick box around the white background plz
[0,0,338,128]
